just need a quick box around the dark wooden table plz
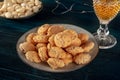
[0,0,120,80]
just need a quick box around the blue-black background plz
[0,0,120,80]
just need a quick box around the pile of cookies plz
[19,24,95,69]
[0,0,42,19]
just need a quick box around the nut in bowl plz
[17,24,99,72]
[0,0,42,19]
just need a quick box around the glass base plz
[93,33,117,49]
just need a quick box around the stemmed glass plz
[93,0,120,49]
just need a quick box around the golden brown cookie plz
[33,34,49,43]
[48,47,67,59]
[19,42,36,53]
[47,43,56,51]
[81,41,95,52]
[63,29,78,40]
[65,46,84,56]
[48,34,55,46]
[78,33,89,44]
[70,38,81,46]
[36,43,47,49]
[47,25,64,36]
[54,29,78,48]
[63,58,73,66]
[62,53,73,65]
[37,24,50,35]
[47,43,52,51]
[25,51,41,63]
[66,53,73,59]
[26,33,37,45]
[74,53,91,64]
[47,58,65,69]
[38,47,48,61]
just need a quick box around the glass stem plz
[97,23,109,40]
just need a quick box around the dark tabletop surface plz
[0,0,120,80]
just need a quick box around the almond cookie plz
[78,33,89,44]
[47,43,52,51]
[81,41,95,52]
[26,33,36,45]
[37,24,50,35]
[48,47,66,59]
[65,46,84,56]
[62,53,73,65]
[48,34,55,46]
[63,29,78,40]
[19,42,36,53]
[47,58,65,69]
[25,51,41,63]
[47,25,64,36]
[47,43,56,51]
[74,53,91,65]
[70,38,81,46]
[36,43,47,49]
[38,47,48,61]
[54,29,78,48]
[33,34,49,43]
